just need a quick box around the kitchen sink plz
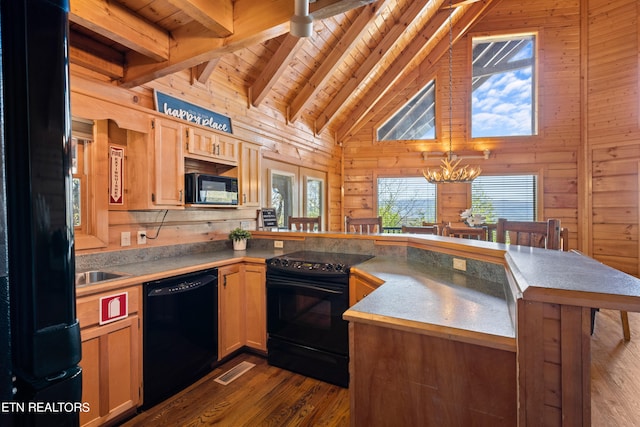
[75,270,130,286]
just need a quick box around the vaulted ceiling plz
[68,0,498,141]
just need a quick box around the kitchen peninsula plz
[75,231,640,426]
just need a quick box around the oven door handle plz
[268,282,344,295]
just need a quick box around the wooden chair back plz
[345,216,383,234]
[288,216,321,232]
[496,218,561,249]
[401,225,439,235]
[442,225,487,240]
[560,227,569,251]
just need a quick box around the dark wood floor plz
[121,352,349,427]
[121,309,640,426]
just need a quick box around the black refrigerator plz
[0,0,83,426]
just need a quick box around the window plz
[471,34,536,137]
[71,119,94,234]
[376,80,436,141]
[264,159,326,230]
[471,175,538,223]
[377,177,437,231]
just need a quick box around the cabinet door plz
[186,127,217,158]
[218,264,244,359]
[80,315,141,427]
[216,134,238,164]
[153,118,184,206]
[185,127,238,165]
[239,142,261,207]
[349,274,380,306]
[244,263,266,351]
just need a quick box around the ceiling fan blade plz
[310,0,377,20]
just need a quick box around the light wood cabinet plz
[123,117,184,210]
[244,263,266,351]
[77,286,142,427]
[349,270,383,306]
[218,263,267,359]
[239,142,261,207]
[185,127,238,166]
[218,264,245,358]
[152,118,185,206]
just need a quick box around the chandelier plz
[423,0,481,184]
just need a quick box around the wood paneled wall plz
[343,0,640,275]
[71,66,342,254]
[585,0,640,276]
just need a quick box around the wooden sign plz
[261,208,278,228]
[154,90,232,134]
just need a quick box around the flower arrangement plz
[460,208,486,227]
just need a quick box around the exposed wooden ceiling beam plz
[119,0,350,88]
[191,59,221,85]
[288,2,383,123]
[166,0,233,37]
[314,0,435,134]
[310,0,377,19]
[69,0,169,62]
[120,0,294,88]
[250,34,305,108]
[69,32,124,80]
[339,0,501,142]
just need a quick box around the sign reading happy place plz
[154,90,233,134]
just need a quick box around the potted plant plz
[229,227,251,251]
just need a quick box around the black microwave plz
[184,173,238,205]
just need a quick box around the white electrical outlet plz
[453,258,466,271]
[240,221,252,230]
[274,240,284,249]
[137,230,147,245]
[121,231,131,247]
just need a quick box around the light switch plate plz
[121,231,131,247]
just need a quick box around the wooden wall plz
[585,0,640,276]
[344,0,640,275]
[71,0,640,280]
[71,65,342,254]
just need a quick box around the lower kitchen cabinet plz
[244,263,266,351]
[77,286,142,427]
[349,270,384,306]
[218,264,244,358]
[218,263,266,359]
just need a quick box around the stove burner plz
[266,251,372,275]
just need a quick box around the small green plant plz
[228,228,252,241]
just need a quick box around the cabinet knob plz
[179,190,183,202]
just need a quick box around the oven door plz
[266,271,349,355]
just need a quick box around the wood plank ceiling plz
[68,0,498,141]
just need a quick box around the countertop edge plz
[343,309,516,352]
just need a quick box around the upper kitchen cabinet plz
[115,117,185,210]
[239,142,261,207]
[185,126,238,166]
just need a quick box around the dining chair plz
[288,216,321,232]
[401,225,439,235]
[495,218,561,249]
[345,216,383,234]
[442,224,487,240]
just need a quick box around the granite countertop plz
[506,246,640,310]
[75,248,288,297]
[344,256,516,352]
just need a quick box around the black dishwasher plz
[143,268,218,409]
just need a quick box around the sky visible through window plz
[472,36,534,138]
